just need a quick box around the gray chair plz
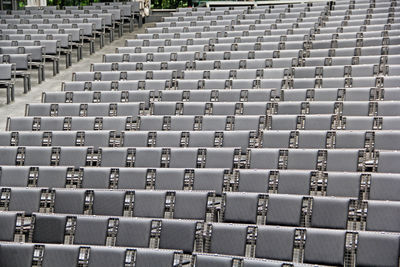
[209,223,248,256]
[356,231,400,267]
[88,247,126,267]
[311,196,349,229]
[266,194,303,227]
[159,219,197,253]
[303,228,346,266]
[255,225,295,262]
[0,211,19,241]
[0,63,15,104]
[42,244,80,267]
[32,213,67,244]
[0,243,35,267]
[73,215,108,245]
[194,254,233,267]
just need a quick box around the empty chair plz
[194,254,233,267]
[303,228,346,266]
[73,215,108,245]
[88,246,126,267]
[133,190,166,218]
[208,223,248,256]
[223,192,260,224]
[310,196,349,229]
[159,219,198,253]
[0,243,35,267]
[92,190,125,216]
[42,244,80,267]
[266,194,303,227]
[0,211,20,241]
[255,225,295,262]
[370,173,400,201]
[366,201,400,233]
[356,231,400,267]
[32,213,67,244]
[53,189,86,214]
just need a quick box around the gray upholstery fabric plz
[92,190,125,216]
[169,148,198,168]
[54,189,86,214]
[237,170,269,193]
[74,216,108,245]
[0,243,34,267]
[209,223,248,256]
[24,147,52,166]
[156,131,182,147]
[82,168,110,189]
[249,149,280,169]
[303,228,346,265]
[116,217,152,247]
[9,187,42,215]
[33,213,67,244]
[159,219,197,253]
[17,132,43,146]
[195,254,233,267]
[223,192,259,224]
[174,191,209,220]
[262,131,291,148]
[189,131,216,147]
[192,169,225,195]
[51,132,78,147]
[375,131,400,150]
[155,168,185,190]
[117,168,148,189]
[326,150,359,172]
[335,131,366,148]
[311,196,349,229]
[205,148,235,168]
[356,231,400,267]
[133,190,166,218]
[298,131,327,148]
[287,149,318,170]
[378,152,400,173]
[0,211,17,241]
[370,173,400,201]
[135,248,176,267]
[0,166,30,187]
[366,201,400,232]
[88,247,126,267]
[42,244,80,267]
[266,194,303,226]
[326,172,360,198]
[37,167,68,188]
[243,258,283,267]
[255,225,295,261]
[59,147,89,168]
[135,148,163,167]
[100,148,128,167]
[278,170,311,195]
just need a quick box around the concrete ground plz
[0,23,153,131]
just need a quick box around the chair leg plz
[23,76,28,94]
[129,18,134,32]
[38,68,42,84]
[109,29,114,43]
[119,24,123,37]
[11,84,14,102]
[77,47,81,61]
[6,85,10,104]
[41,65,45,82]
[27,75,31,92]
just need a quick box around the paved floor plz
[0,23,153,130]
